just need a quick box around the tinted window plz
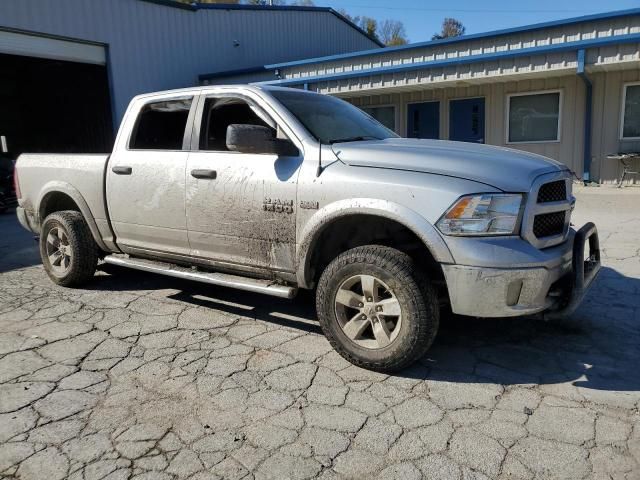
[362,106,396,132]
[622,84,640,139]
[508,92,560,143]
[130,98,192,150]
[200,97,273,151]
[270,89,397,144]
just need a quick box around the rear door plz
[106,95,196,256]
[449,98,485,144]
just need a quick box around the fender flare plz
[296,198,454,288]
[36,181,109,252]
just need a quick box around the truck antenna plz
[316,141,323,177]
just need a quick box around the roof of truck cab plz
[130,84,314,100]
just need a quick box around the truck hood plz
[331,138,567,192]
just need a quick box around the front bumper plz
[442,223,601,318]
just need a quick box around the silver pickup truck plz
[15,85,601,371]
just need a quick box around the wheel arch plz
[296,198,454,289]
[37,182,108,252]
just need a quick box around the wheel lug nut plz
[367,297,372,302]
[376,306,382,312]
[358,303,363,307]
[361,314,367,320]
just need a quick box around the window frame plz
[127,95,196,152]
[505,89,563,145]
[360,104,398,133]
[620,81,640,141]
[192,93,284,154]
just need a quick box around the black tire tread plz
[316,245,439,372]
[39,210,98,287]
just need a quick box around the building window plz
[362,106,396,132]
[621,83,640,140]
[507,91,561,143]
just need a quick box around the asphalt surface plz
[0,187,639,480]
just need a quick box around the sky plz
[314,0,640,44]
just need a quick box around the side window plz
[130,98,192,150]
[200,97,275,151]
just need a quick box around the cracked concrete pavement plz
[0,187,639,480]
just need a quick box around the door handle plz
[112,166,132,175]
[191,169,217,179]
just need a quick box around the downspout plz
[577,49,594,184]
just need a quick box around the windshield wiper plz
[328,135,381,144]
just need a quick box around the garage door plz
[0,31,113,157]
[0,29,105,65]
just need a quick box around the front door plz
[449,98,485,143]
[107,96,195,256]
[185,94,301,275]
[407,102,439,139]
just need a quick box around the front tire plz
[39,211,98,287]
[316,245,439,372]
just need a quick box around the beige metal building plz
[233,9,640,184]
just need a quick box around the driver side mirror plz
[226,124,298,156]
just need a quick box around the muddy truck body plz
[15,85,601,371]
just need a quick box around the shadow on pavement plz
[0,210,41,273]
[91,263,640,394]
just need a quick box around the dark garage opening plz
[0,53,114,158]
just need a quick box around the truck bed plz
[17,153,110,232]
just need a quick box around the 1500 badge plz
[300,200,319,210]
[263,198,294,214]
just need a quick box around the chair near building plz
[607,153,640,187]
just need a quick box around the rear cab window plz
[129,98,193,150]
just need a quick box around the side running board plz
[102,255,297,299]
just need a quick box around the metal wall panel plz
[0,0,379,122]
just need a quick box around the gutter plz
[577,49,594,184]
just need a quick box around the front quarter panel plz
[295,155,500,287]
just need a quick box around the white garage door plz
[0,30,105,65]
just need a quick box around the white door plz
[186,94,301,274]
[107,96,195,256]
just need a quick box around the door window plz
[199,97,276,151]
[129,98,192,150]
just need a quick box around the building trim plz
[199,65,267,82]
[505,90,563,145]
[261,32,640,87]
[619,81,640,141]
[265,8,640,69]
[138,0,385,48]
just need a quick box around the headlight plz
[436,194,523,236]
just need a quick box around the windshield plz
[270,89,398,144]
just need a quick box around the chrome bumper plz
[442,223,601,318]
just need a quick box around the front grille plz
[533,211,565,238]
[537,180,566,203]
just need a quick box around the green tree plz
[432,17,465,40]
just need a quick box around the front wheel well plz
[307,214,446,290]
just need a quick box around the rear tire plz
[316,245,439,372]
[39,211,98,287]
